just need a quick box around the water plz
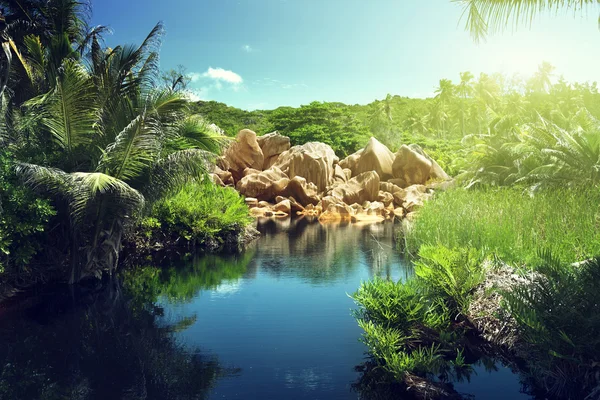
[0,218,532,399]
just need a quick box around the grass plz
[404,187,600,265]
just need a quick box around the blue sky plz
[92,0,600,110]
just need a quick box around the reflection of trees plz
[255,218,410,283]
[123,250,255,304]
[0,281,238,400]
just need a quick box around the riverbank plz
[354,186,600,399]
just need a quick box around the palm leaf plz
[24,57,97,156]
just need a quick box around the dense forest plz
[194,64,600,183]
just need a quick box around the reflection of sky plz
[209,280,243,299]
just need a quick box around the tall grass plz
[405,187,600,265]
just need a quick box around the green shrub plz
[0,152,55,274]
[405,187,600,265]
[146,180,251,246]
[502,252,600,398]
[352,246,483,384]
[414,245,484,315]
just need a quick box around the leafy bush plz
[352,246,484,385]
[502,252,600,398]
[0,152,55,274]
[406,187,600,265]
[146,180,252,246]
[414,245,484,315]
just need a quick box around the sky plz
[91,0,600,110]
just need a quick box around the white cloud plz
[202,67,243,84]
[242,44,253,53]
[182,89,204,102]
[282,83,308,90]
[188,72,202,83]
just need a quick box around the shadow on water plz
[0,277,242,399]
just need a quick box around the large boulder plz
[257,132,291,169]
[408,144,450,181]
[392,145,433,186]
[235,166,289,201]
[339,149,363,177]
[354,137,395,180]
[401,184,431,212]
[213,166,234,186]
[282,176,321,206]
[274,142,339,192]
[223,129,264,181]
[331,171,380,205]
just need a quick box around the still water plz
[0,218,531,399]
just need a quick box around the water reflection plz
[123,251,255,304]
[254,217,409,284]
[0,281,239,400]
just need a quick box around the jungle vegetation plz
[350,1,600,398]
[0,0,249,289]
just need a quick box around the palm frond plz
[144,148,214,202]
[24,57,97,157]
[455,0,599,42]
[98,112,160,182]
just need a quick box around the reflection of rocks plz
[219,130,450,223]
[254,218,409,283]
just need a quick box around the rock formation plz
[223,129,264,181]
[215,129,450,223]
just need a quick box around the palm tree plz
[456,71,474,135]
[528,61,555,93]
[5,14,225,282]
[427,98,450,137]
[454,0,598,42]
[368,93,395,144]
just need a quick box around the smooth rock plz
[318,203,354,222]
[257,132,291,169]
[339,149,363,177]
[274,142,339,192]
[354,137,395,180]
[274,199,292,214]
[392,145,432,186]
[331,171,380,205]
[236,167,289,201]
[409,144,450,181]
[282,176,320,206]
[223,129,264,181]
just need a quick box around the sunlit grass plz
[405,187,600,265]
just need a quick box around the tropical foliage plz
[352,246,486,394]
[0,0,229,283]
[139,181,252,250]
[502,251,600,398]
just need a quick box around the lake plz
[0,218,532,399]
